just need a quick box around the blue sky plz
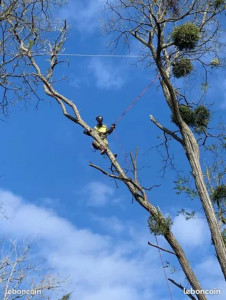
[0,1,226,299]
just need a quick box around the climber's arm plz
[107,124,116,135]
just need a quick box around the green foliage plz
[210,58,221,67]
[177,209,196,220]
[172,105,210,133]
[172,23,200,50]
[201,81,209,92]
[59,294,71,300]
[212,185,226,202]
[166,0,180,15]
[165,261,178,273]
[171,105,195,125]
[148,213,173,236]
[180,105,195,125]
[174,175,199,200]
[193,106,210,133]
[214,0,225,9]
[172,58,193,78]
[205,144,217,151]
[27,40,35,49]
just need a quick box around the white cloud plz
[83,181,115,207]
[0,189,163,300]
[197,256,223,278]
[195,257,226,299]
[89,59,126,90]
[91,215,125,234]
[59,0,105,34]
[1,189,225,300]
[172,214,210,248]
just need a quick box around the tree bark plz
[183,129,226,278]
[157,65,226,278]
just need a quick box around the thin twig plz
[130,147,139,184]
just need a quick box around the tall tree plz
[0,241,65,299]
[0,0,62,115]
[105,0,226,277]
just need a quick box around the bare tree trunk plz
[158,65,226,278]
[102,149,207,300]
[182,129,226,277]
[118,0,226,276]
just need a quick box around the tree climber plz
[84,116,116,155]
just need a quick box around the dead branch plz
[148,241,176,255]
[150,114,184,145]
[89,161,142,192]
[168,278,197,300]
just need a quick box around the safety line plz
[155,236,174,300]
[114,73,160,124]
[113,129,132,168]
[36,52,143,58]
[110,71,174,300]
[114,130,127,163]
[113,73,159,166]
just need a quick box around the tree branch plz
[89,162,142,192]
[168,278,197,300]
[148,241,176,255]
[150,114,184,145]
[130,147,139,184]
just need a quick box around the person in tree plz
[84,116,116,154]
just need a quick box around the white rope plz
[37,53,143,58]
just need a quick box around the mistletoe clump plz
[212,185,226,202]
[172,105,210,133]
[172,105,195,125]
[193,105,210,132]
[172,58,193,78]
[214,0,225,9]
[172,23,200,50]
[210,58,221,67]
[148,214,173,236]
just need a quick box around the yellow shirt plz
[94,125,108,143]
[94,124,107,135]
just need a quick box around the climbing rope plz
[114,73,160,124]
[113,129,128,164]
[113,72,160,165]
[155,236,174,300]
[111,72,174,299]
